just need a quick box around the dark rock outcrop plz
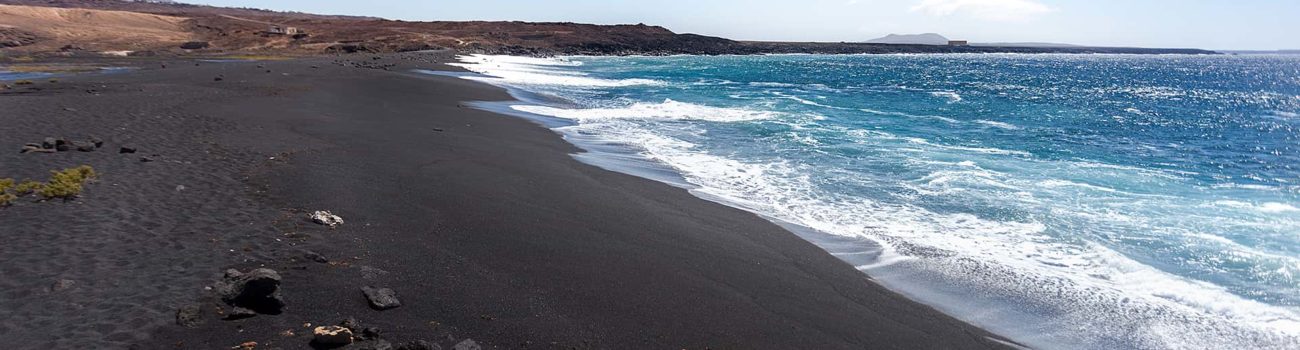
[214,268,285,315]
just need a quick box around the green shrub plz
[13,80,33,85]
[14,180,43,196]
[71,165,96,181]
[0,178,12,207]
[39,165,97,200]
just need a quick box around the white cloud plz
[911,0,1053,21]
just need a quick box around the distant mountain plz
[865,33,949,45]
[866,33,1088,48]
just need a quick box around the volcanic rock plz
[312,326,354,347]
[214,268,285,314]
[360,286,400,310]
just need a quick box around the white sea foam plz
[770,91,850,110]
[975,119,1020,130]
[1259,202,1300,213]
[749,81,799,87]
[451,54,662,87]
[512,99,777,122]
[859,108,961,124]
[931,91,963,103]
[905,137,1034,157]
[450,54,1300,349]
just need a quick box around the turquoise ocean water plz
[446,54,1300,349]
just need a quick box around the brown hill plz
[0,4,192,52]
[0,0,736,56]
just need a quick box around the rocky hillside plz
[0,0,739,56]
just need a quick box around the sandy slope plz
[0,4,192,51]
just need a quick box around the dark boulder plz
[215,268,285,314]
[42,137,57,149]
[119,147,137,154]
[360,286,401,310]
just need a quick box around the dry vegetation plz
[0,165,97,207]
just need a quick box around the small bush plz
[14,180,43,196]
[39,165,97,200]
[13,80,33,85]
[71,165,96,181]
[0,178,13,207]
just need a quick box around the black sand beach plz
[0,51,1014,349]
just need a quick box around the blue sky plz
[185,0,1298,50]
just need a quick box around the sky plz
[183,0,1299,50]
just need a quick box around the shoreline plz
[1,51,1015,349]
[434,61,1049,348]
[437,53,1300,349]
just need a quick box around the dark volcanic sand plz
[0,51,1015,349]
